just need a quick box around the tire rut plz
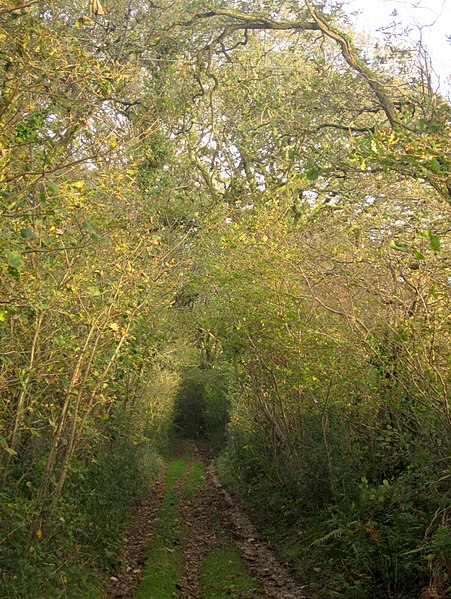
[177,445,218,599]
[108,465,168,599]
[178,442,309,599]
[207,462,309,599]
[108,443,309,599]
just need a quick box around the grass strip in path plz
[167,459,190,489]
[199,547,263,598]
[183,459,205,498]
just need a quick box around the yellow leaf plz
[36,529,43,540]
[89,0,104,16]
[109,323,119,332]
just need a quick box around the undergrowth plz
[218,442,451,599]
[0,424,161,598]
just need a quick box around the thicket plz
[1,0,450,597]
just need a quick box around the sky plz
[345,0,451,93]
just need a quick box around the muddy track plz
[177,444,218,598]
[107,442,309,598]
[196,443,308,599]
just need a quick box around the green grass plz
[166,458,189,489]
[135,546,183,599]
[183,460,205,497]
[199,547,263,598]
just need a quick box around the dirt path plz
[206,463,309,598]
[176,444,219,598]
[108,465,168,599]
[107,442,308,599]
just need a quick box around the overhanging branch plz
[180,7,320,32]
[304,0,399,128]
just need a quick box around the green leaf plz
[306,168,319,181]
[413,250,425,260]
[87,286,101,296]
[20,227,38,240]
[379,156,397,167]
[370,139,379,153]
[46,180,59,194]
[389,240,409,252]
[83,220,95,233]
[428,231,441,252]
[0,435,17,455]
[425,158,441,174]
[7,250,22,270]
